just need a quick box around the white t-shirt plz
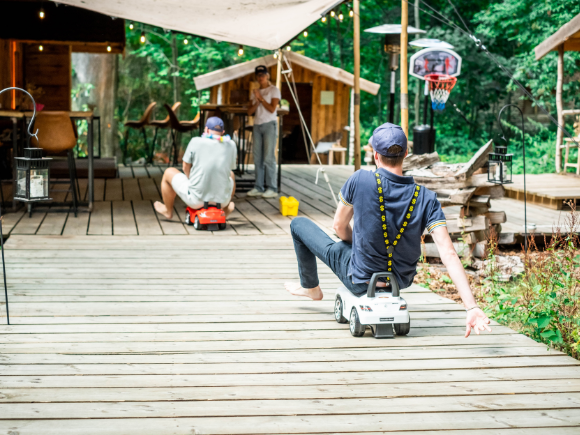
[182,136,237,204]
[250,84,281,125]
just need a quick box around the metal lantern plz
[14,148,52,202]
[488,143,513,185]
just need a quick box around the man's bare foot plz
[154,201,173,219]
[284,282,324,300]
[224,202,235,218]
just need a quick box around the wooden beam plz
[534,12,580,60]
[556,44,564,172]
[400,0,409,137]
[353,0,361,170]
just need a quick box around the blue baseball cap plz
[206,116,224,132]
[371,123,407,157]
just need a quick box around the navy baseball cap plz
[255,65,268,75]
[371,123,407,157]
[206,116,224,132]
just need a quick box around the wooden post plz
[353,0,361,170]
[556,44,564,172]
[275,49,283,164]
[400,0,409,137]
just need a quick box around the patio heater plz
[364,24,425,124]
[0,87,45,324]
[491,103,529,251]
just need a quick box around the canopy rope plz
[281,55,339,207]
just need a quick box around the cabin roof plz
[535,12,580,60]
[193,52,380,96]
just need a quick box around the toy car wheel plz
[193,216,207,231]
[349,307,365,337]
[395,319,411,336]
[185,213,192,225]
[218,222,227,230]
[334,296,348,324]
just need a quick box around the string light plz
[140,32,146,44]
[321,16,327,23]
[107,45,112,52]
[303,30,308,37]
[38,45,43,52]
[286,45,291,51]
[338,12,344,21]
[39,8,45,19]
[273,51,278,59]
[349,9,354,17]
[183,38,188,45]
[129,22,134,30]
[238,45,244,56]
[330,10,335,17]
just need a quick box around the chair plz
[123,102,156,164]
[311,132,345,165]
[164,103,200,166]
[562,111,580,174]
[31,111,80,216]
[147,102,181,164]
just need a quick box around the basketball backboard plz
[409,47,462,79]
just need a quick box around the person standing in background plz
[246,65,280,198]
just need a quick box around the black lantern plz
[14,148,52,202]
[488,142,513,185]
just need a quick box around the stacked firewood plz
[403,141,508,259]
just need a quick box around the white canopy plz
[55,0,342,50]
[193,51,380,95]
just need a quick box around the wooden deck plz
[0,234,579,433]
[505,173,580,210]
[0,165,575,237]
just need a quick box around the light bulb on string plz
[39,8,45,19]
[107,45,112,52]
[349,9,354,17]
[238,45,244,56]
[330,10,335,17]
[38,45,43,52]
[183,38,188,45]
[286,45,291,51]
[321,16,327,23]
[273,51,278,59]
[129,22,134,30]
[338,12,344,21]
[303,30,308,37]
[140,32,146,44]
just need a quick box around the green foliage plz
[115,0,580,168]
[480,212,580,359]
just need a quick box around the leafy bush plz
[479,208,580,359]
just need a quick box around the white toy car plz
[334,272,411,338]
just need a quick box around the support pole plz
[353,0,361,170]
[556,44,564,173]
[276,49,283,186]
[389,70,396,124]
[400,0,409,137]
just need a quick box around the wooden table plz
[0,110,96,211]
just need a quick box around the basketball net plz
[425,73,457,111]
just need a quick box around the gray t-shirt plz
[182,136,237,205]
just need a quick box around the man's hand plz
[253,89,263,102]
[465,307,492,338]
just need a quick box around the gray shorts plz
[171,173,233,209]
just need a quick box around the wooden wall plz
[23,43,71,111]
[0,39,23,110]
[208,63,351,148]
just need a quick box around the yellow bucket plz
[279,196,299,216]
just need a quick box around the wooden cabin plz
[194,52,379,164]
[0,0,125,111]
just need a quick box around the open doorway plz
[281,82,312,164]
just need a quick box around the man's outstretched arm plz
[333,203,354,243]
[430,226,492,337]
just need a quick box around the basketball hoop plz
[425,73,457,111]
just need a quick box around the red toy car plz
[185,202,227,231]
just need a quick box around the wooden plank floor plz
[2,165,574,237]
[0,235,579,434]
